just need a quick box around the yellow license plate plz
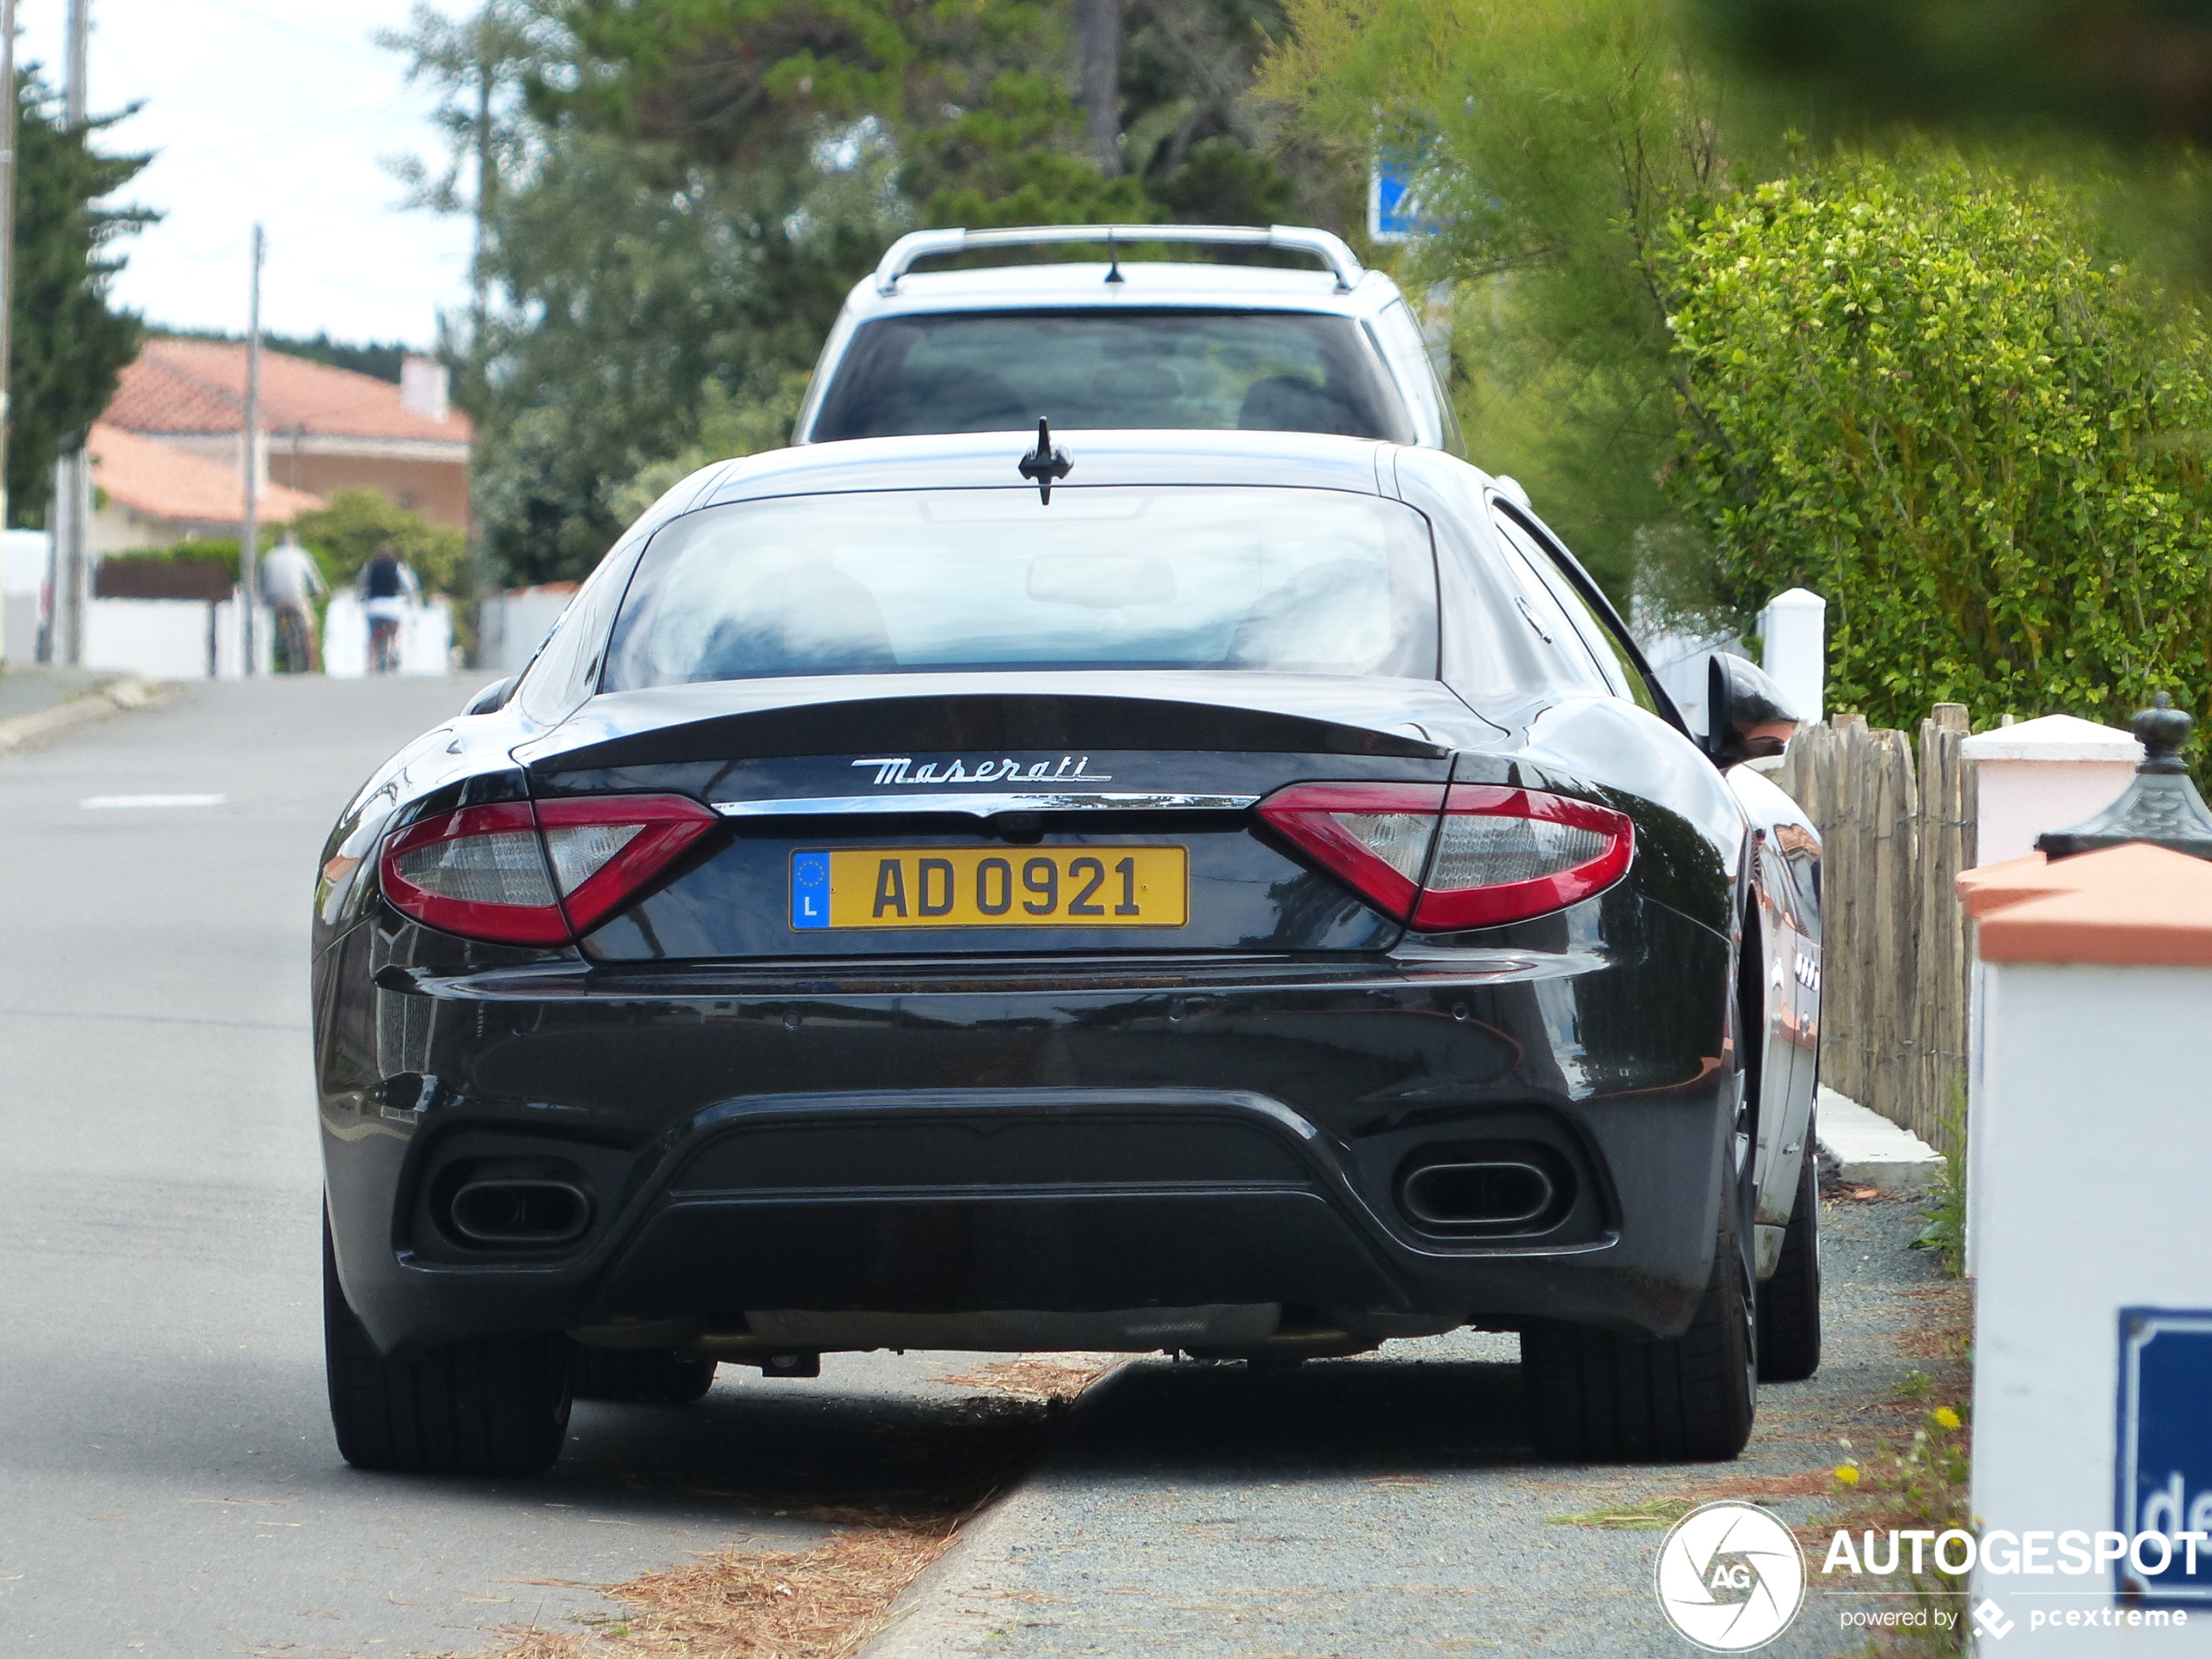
[790,846,1187,930]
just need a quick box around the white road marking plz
[79,793,228,810]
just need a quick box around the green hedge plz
[102,536,263,583]
[1657,153,2212,745]
[98,489,466,595]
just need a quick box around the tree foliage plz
[9,69,154,527]
[1258,0,1742,609]
[291,488,469,595]
[390,0,1346,584]
[1697,0,2212,153]
[1656,153,2212,732]
[465,125,900,583]
[604,369,813,527]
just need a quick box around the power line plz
[172,0,375,63]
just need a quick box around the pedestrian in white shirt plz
[260,533,326,673]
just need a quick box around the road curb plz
[1816,1084,1946,1192]
[0,677,160,757]
[858,1364,1136,1659]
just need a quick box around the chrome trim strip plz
[713,792,1259,819]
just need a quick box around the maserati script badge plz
[850,755,1115,786]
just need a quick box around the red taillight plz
[381,802,570,946]
[378,794,717,945]
[1413,786,1634,930]
[1253,782,1447,918]
[1255,781,1632,932]
[534,795,719,934]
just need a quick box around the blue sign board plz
[1368,152,1438,245]
[2116,1308,2212,1607]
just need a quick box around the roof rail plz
[873,224,1365,296]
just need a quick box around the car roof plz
[684,429,1413,511]
[843,259,1402,325]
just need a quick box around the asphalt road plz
[0,678,1044,1659]
[864,1197,1959,1659]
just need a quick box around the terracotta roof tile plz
[90,421,325,529]
[103,339,472,445]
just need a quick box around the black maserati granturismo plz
[313,428,1823,1477]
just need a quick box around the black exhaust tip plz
[1396,1144,1574,1235]
[448,1177,592,1245]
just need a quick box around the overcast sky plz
[18,0,475,348]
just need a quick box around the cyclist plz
[260,533,326,673]
[356,543,421,675]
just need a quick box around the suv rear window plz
[808,310,1414,443]
[605,487,1439,687]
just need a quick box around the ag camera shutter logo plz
[1655,1501,1807,1651]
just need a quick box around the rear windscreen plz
[807,310,1414,443]
[604,487,1440,687]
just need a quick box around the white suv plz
[794,223,1461,453]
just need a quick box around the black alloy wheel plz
[1521,1141,1759,1463]
[1756,1112,1824,1382]
[1515,951,1764,1461]
[322,1214,573,1477]
[572,1346,719,1405]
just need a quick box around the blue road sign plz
[1368,152,1437,245]
[2116,1308,2212,1607]
[790,850,830,929]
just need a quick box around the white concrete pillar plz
[1759,587,1824,724]
[323,592,366,679]
[1963,844,2212,1647]
[402,597,452,677]
[1961,716,2141,867]
[211,594,270,679]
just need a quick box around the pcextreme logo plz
[1656,1501,1808,1652]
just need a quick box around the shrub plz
[291,489,467,596]
[102,537,259,583]
[1658,153,2212,738]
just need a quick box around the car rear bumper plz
[320,909,1732,1355]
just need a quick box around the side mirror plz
[1705,653,1798,768]
[462,675,517,718]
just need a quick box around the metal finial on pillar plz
[2036,692,2212,860]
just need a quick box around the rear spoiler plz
[524,690,1451,774]
[873,224,1363,296]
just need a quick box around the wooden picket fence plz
[1770,705,1977,1158]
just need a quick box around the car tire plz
[572,1347,718,1405]
[323,1216,572,1476]
[1521,1164,1757,1463]
[1756,1123,1823,1383]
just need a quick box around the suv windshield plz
[605,487,1439,687]
[807,310,1414,443]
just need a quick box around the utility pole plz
[238,223,263,676]
[471,44,492,353]
[66,0,86,114]
[0,0,21,625]
[48,0,91,665]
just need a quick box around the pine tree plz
[9,68,154,527]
